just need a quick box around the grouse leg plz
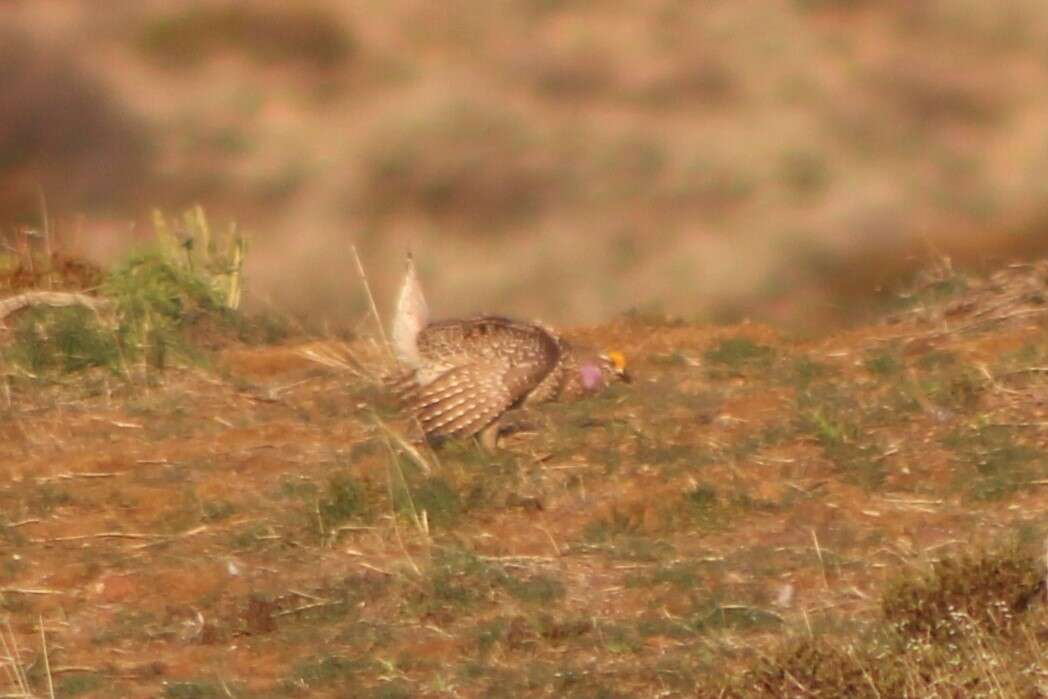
[478,420,501,451]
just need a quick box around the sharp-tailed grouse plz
[389,255,629,448]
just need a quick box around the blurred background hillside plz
[5,0,1048,331]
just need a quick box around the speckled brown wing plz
[404,317,561,439]
[523,337,572,405]
[408,361,513,438]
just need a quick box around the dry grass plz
[1,257,1047,696]
[0,616,54,699]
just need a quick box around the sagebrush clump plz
[719,545,1047,697]
[882,545,1044,641]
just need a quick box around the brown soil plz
[1,267,1047,697]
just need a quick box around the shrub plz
[2,208,253,377]
[7,306,120,374]
[356,99,565,231]
[882,545,1044,641]
[0,30,152,221]
[139,5,354,70]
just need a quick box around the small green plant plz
[103,207,248,372]
[798,386,886,489]
[163,682,223,699]
[596,622,643,654]
[230,522,277,551]
[692,601,784,633]
[373,681,413,699]
[864,349,902,377]
[417,548,566,619]
[6,306,119,374]
[150,207,246,311]
[472,616,520,656]
[25,483,73,517]
[423,548,499,613]
[635,437,714,474]
[805,417,884,489]
[624,561,702,590]
[807,407,851,447]
[2,208,256,378]
[943,424,1040,501]
[104,249,219,370]
[895,265,969,312]
[318,471,368,527]
[402,476,462,529]
[789,355,831,389]
[200,499,236,522]
[683,483,719,522]
[704,337,776,374]
[284,655,368,692]
[502,572,565,605]
[579,528,675,563]
[56,672,106,697]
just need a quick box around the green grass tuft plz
[398,475,462,529]
[704,337,776,376]
[163,681,223,699]
[423,548,499,613]
[943,424,1041,501]
[284,654,369,693]
[56,672,107,697]
[104,248,219,370]
[2,208,272,380]
[692,602,784,633]
[863,349,902,377]
[6,306,120,374]
[319,471,368,526]
[678,483,776,532]
[503,571,566,605]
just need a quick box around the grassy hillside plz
[7,1,1048,327]
[1,245,1046,697]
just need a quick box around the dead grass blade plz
[0,291,112,323]
[38,617,53,699]
[350,244,394,362]
[0,618,29,698]
[295,342,384,385]
[372,412,436,476]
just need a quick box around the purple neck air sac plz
[580,363,603,390]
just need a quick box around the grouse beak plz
[603,350,630,384]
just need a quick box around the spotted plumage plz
[389,256,629,448]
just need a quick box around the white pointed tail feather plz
[391,253,429,368]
